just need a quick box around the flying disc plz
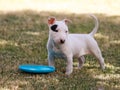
[19,64,55,74]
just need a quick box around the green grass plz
[0,10,120,90]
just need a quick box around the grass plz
[0,10,120,90]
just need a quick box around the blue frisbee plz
[19,64,55,74]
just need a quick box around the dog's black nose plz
[60,39,65,44]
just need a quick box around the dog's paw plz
[78,64,83,70]
[65,72,71,76]
[78,66,82,70]
[101,63,105,70]
[65,69,73,75]
[101,65,105,70]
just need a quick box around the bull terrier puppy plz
[47,15,105,75]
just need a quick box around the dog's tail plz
[89,14,99,37]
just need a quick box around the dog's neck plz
[52,40,60,49]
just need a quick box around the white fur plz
[47,15,105,75]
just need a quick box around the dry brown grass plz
[0,0,120,16]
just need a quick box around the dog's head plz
[48,17,71,44]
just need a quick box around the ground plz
[0,11,120,90]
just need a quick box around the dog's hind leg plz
[78,56,85,69]
[91,48,105,70]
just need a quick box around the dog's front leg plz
[65,56,73,75]
[48,52,55,67]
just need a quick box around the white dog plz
[47,15,105,75]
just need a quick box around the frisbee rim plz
[19,64,55,74]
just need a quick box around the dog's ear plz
[63,19,72,24]
[48,17,56,25]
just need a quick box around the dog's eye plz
[65,31,68,33]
